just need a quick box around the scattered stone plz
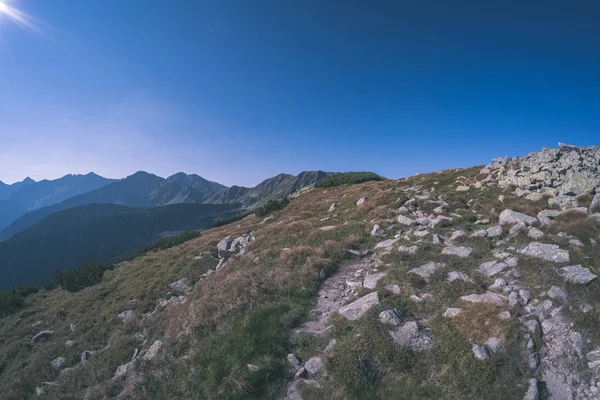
[442,245,473,258]
[489,278,507,291]
[447,271,474,283]
[81,350,96,364]
[460,292,506,306]
[518,242,570,263]
[65,340,75,347]
[518,289,531,305]
[558,265,597,284]
[443,308,463,318]
[498,311,511,320]
[409,262,446,280]
[31,330,53,343]
[247,364,260,372]
[287,353,301,367]
[509,222,527,236]
[385,284,401,294]
[363,273,385,289]
[523,378,539,400]
[294,367,307,378]
[528,227,545,239]
[587,348,600,369]
[478,260,508,277]
[371,224,385,237]
[471,344,489,360]
[525,192,545,201]
[537,209,561,226]
[338,292,380,321]
[432,234,444,244]
[449,230,467,242]
[397,215,414,226]
[589,193,600,213]
[523,319,540,336]
[168,278,192,295]
[456,185,470,192]
[50,357,66,369]
[472,229,488,238]
[389,321,435,351]
[569,238,584,247]
[69,323,79,332]
[319,225,337,231]
[142,340,162,361]
[499,209,537,226]
[561,171,596,195]
[379,309,403,326]
[114,361,135,379]
[118,310,134,320]
[304,357,323,375]
[547,286,567,301]
[356,197,366,206]
[398,245,418,254]
[432,215,453,228]
[374,238,399,250]
[328,203,337,212]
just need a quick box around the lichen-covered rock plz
[558,265,597,284]
[443,308,463,318]
[31,330,53,344]
[441,245,472,258]
[409,262,446,280]
[338,292,380,321]
[363,272,385,289]
[478,261,508,277]
[370,224,385,237]
[50,357,66,369]
[304,357,323,375]
[397,215,414,226]
[471,344,489,360]
[518,242,569,263]
[460,292,506,306]
[378,309,403,326]
[389,321,434,351]
[168,278,192,295]
[499,209,537,226]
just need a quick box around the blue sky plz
[0,0,598,187]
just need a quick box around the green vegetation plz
[0,286,38,317]
[254,197,289,217]
[212,211,253,228]
[118,231,202,262]
[53,262,115,292]
[314,172,384,188]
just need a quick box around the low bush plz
[315,172,384,188]
[54,262,115,292]
[0,286,38,317]
[212,212,253,228]
[118,231,202,262]
[254,197,289,218]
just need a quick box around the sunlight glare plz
[0,0,45,35]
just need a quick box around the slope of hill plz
[1,144,598,400]
[0,202,240,289]
[0,200,30,235]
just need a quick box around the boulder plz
[31,330,53,344]
[356,197,366,206]
[560,171,596,195]
[486,225,503,237]
[363,272,385,289]
[558,265,597,284]
[398,245,419,254]
[384,284,401,294]
[338,292,380,321]
[409,262,446,280]
[304,357,323,375]
[499,209,537,226]
[389,321,435,351]
[547,286,567,301]
[81,350,96,364]
[523,378,539,400]
[370,224,385,237]
[287,353,301,367]
[460,292,506,306]
[397,215,414,226]
[442,245,472,258]
[217,236,235,258]
[446,271,474,283]
[449,230,467,242]
[374,238,399,250]
[471,344,489,360]
[50,357,66,369]
[528,227,545,239]
[478,261,508,277]
[587,348,600,369]
[518,242,569,263]
[143,340,163,361]
[168,278,192,295]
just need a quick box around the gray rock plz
[142,340,162,361]
[338,292,380,321]
[587,348,600,368]
[356,197,366,206]
[560,171,596,195]
[409,262,446,280]
[447,271,474,283]
[397,215,414,226]
[432,234,444,244]
[499,209,537,226]
[518,289,531,305]
[498,311,511,320]
[442,245,473,258]
[456,185,470,192]
[118,310,134,320]
[489,278,507,291]
[65,340,75,347]
[328,203,337,212]
[217,236,235,258]
[50,357,66,369]
[363,272,385,289]
[486,225,503,237]
[443,308,463,318]
[509,222,527,236]
[398,245,418,254]
[537,209,561,226]
[168,278,192,295]
[460,292,506,306]
[472,229,488,238]
[319,225,337,231]
[523,378,539,400]
[304,357,323,375]
[379,309,403,326]
[528,227,545,239]
[31,330,53,343]
[247,364,260,372]
[374,238,399,250]
[389,321,435,351]
[478,261,508,277]
[589,193,600,213]
[518,242,570,263]
[558,265,597,284]
[449,230,467,242]
[432,215,453,228]
[384,284,401,294]
[547,286,567,301]
[525,192,545,201]
[471,344,489,360]
[287,353,301,367]
[114,361,135,378]
[569,238,584,247]
[69,323,79,332]
[371,224,385,237]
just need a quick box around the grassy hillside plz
[0,163,599,399]
[0,203,240,289]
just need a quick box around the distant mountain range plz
[0,170,330,239]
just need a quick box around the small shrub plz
[119,231,202,262]
[315,172,384,188]
[212,212,253,228]
[0,286,38,317]
[254,197,289,218]
[54,262,115,292]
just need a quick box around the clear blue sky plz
[0,0,598,186]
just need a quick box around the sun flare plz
[0,0,44,34]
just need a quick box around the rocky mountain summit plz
[1,143,599,400]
